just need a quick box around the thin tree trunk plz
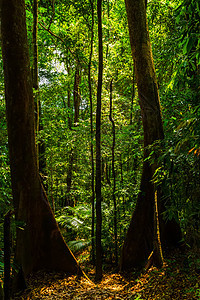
[130,70,135,125]
[38,117,47,183]
[50,151,55,212]
[106,0,110,59]
[0,283,3,300]
[1,0,82,286]
[105,159,111,185]
[65,63,81,207]
[88,0,95,265]
[68,88,72,129]
[95,0,103,282]
[153,191,163,267]
[4,211,12,300]
[32,0,39,91]
[63,63,74,208]
[109,79,118,266]
[120,155,126,218]
[73,65,81,125]
[32,0,46,180]
[66,64,72,130]
[32,0,39,155]
[65,150,74,207]
[64,64,81,208]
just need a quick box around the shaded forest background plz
[0,0,200,296]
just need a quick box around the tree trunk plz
[120,161,155,270]
[4,211,12,300]
[32,0,39,142]
[1,0,82,285]
[95,0,103,282]
[32,0,47,181]
[65,150,74,207]
[120,0,180,271]
[130,70,135,125]
[88,0,95,266]
[66,64,72,130]
[109,79,118,266]
[153,191,163,268]
[73,65,81,125]
[106,0,110,60]
[65,63,81,207]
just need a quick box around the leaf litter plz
[13,248,200,299]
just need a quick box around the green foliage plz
[56,205,92,244]
[0,0,200,272]
[172,0,199,95]
[196,288,200,298]
[152,89,200,244]
[67,239,91,252]
[0,249,3,276]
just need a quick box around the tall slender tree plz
[65,63,81,207]
[120,0,181,271]
[0,0,82,287]
[32,0,39,135]
[32,0,46,180]
[95,0,103,282]
[88,0,95,265]
[73,64,81,125]
[109,79,118,266]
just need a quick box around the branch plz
[38,20,64,43]
[38,21,74,56]
[25,4,73,56]
[48,0,55,30]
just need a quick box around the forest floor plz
[12,247,200,300]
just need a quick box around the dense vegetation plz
[0,0,199,297]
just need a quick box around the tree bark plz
[120,0,180,271]
[1,0,82,285]
[65,150,74,207]
[32,0,39,139]
[32,0,39,91]
[120,161,155,270]
[95,0,103,282]
[32,0,47,183]
[130,70,135,125]
[66,64,72,130]
[88,0,95,266]
[73,65,81,125]
[109,79,118,266]
[4,211,12,300]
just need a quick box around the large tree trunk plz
[120,0,181,271]
[1,0,81,284]
[120,161,155,270]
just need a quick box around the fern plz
[67,239,91,252]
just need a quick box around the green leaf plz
[196,52,200,65]
[183,37,194,55]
